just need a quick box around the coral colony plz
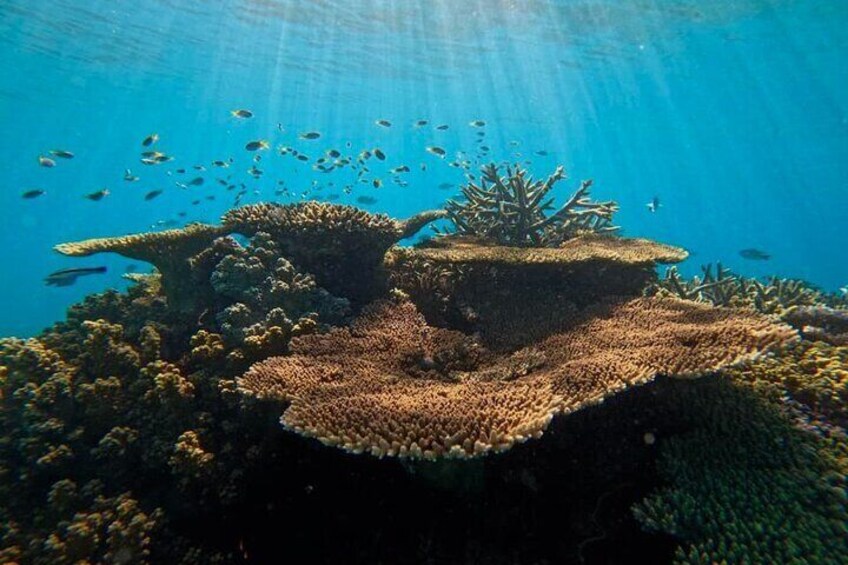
[2,164,846,563]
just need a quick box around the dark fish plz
[327,149,341,158]
[230,109,253,118]
[646,196,660,213]
[469,120,486,127]
[415,119,428,127]
[739,248,771,261]
[436,124,449,130]
[153,154,173,163]
[205,195,216,201]
[45,266,107,287]
[375,119,392,127]
[391,165,410,173]
[49,149,74,159]
[144,189,163,201]
[300,131,321,140]
[437,183,453,190]
[356,195,377,205]
[193,164,207,170]
[534,150,548,156]
[22,189,45,199]
[124,169,140,182]
[373,179,382,188]
[296,154,309,161]
[212,160,229,168]
[374,149,386,161]
[38,155,56,168]
[426,146,446,157]
[245,140,269,151]
[85,189,109,201]
[188,177,204,186]
[142,133,158,146]
[175,168,186,174]
[476,131,486,137]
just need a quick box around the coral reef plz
[238,294,795,459]
[651,262,847,316]
[443,163,618,246]
[783,305,848,346]
[385,234,688,345]
[222,202,445,302]
[54,224,228,313]
[633,368,848,564]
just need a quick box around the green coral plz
[634,346,848,564]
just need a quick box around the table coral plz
[384,234,688,345]
[238,294,796,459]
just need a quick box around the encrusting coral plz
[443,163,618,246]
[238,294,796,459]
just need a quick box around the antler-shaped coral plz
[445,163,618,246]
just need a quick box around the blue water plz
[1,0,846,337]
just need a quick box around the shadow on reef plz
[2,168,846,563]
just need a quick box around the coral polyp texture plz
[384,234,688,345]
[238,295,796,459]
[443,163,618,246]
[222,201,445,301]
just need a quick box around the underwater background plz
[2,2,848,565]
[1,0,846,337]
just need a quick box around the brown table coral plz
[238,295,796,460]
[384,234,689,347]
[222,202,445,302]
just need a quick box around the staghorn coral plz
[443,163,618,246]
[384,234,688,345]
[651,263,846,316]
[222,202,445,301]
[238,295,795,459]
[54,224,229,313]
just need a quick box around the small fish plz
[476,131,486,137]
[415,119,428,127]
[45,266,107,287]
[38,155,56,168]
[245,140,269,151]
[469,120,486,127]
[144,189,163,201]
[373,179,382,188]
[739,248,771,261]
[49,149,74,159]
[375,119,392,127]
[140,151,164,158]
[646,196,661,213]
[300,131,321,140]
[85,189,109,201]
[391,165,410,173]
[296,154,309,162]
[534,150,548,156]
[212,160,229,168]
[188,177,204,186]
[193,164,207,171]
[175,168,186,174]
[435,124,449,130]
[426,146,446,157]
[142,133,159,147]
[22,189,45,199]
[124,169,140,182]
[356,195,377,205]
[153,154,173,163]
[437,183,453,190]
[327,149,341,158]
[230,109,253,119]
[373,149,386,161]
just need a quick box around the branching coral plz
[651,263,845,316]
[238,295,795,459]
[443,163,618,246]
